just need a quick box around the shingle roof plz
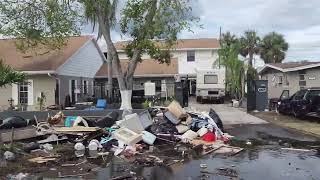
[0,36,92,71]
[268,62,320,69]
[96,58,178,77]
[114,38,219,50]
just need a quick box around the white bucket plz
[181,130,198,140]
[88,139,101,151]
[74,142,85,151]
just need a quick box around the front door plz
[55,80,60,105]
[71,80,76,104]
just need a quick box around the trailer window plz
[204,75,218,84]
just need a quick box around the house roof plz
[114,38,219,51]
[259,61,320,74]
[95,58,178,78]
[0,36,93,73]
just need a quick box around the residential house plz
[95,59,179,98]
[0,36,106,111]
[259,62,320,99]
[96,38,220,97]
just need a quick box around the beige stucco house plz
[0,36,106,111]
[95,38,220,97]
[259,62,320,99]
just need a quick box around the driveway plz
[188,97,268,125]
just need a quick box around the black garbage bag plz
[94,111,119,128]
[209,108,224,132]
[148,121,178,135]
[0,116,34,129]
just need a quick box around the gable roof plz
[259,61,320,74]
[114,38,219,51]
[0,36,93,73]
[96,58,178,78]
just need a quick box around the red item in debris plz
[202,132,216,142]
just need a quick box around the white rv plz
[196,68,226,103]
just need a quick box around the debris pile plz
[1,100,243,179]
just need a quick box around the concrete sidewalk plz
[188,98,268,125]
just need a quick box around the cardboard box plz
[167,101,187,119]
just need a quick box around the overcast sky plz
[82,0,320,63]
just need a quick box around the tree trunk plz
[120,89,132,110]
[249,53,253,67]
[106,48,113,102]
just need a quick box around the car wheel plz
[196,96,200,102]
[219,98,225,104]
[292,109,304,118]
[200,97,204,104]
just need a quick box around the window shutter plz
[75,80,78,102]
[27,79,34,105]
[91,81,94,95]
[11,83,18,105]
[69,80,72,96]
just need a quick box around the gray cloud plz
[82,0,320,62]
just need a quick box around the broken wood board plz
[54,127,100,132]
[212,145,243,156]
[191,139,220,146]
[28,157,57,164]
[0,127,38,143]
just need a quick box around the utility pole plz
[218,26,222,69]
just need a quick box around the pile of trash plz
[1,101,243,178]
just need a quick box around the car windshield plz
[305,90,320,100]
[293,90,307,100]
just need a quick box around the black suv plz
[277,87,320,117]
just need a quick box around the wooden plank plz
[0,128,37,143]
[54,127,100,132]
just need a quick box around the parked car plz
[277,87,320,118]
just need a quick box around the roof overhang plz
[95,74,177,79]
[115,47,219,53]
[259,63,320,74]
[22,70,56,75]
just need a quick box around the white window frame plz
[19,81,29,105]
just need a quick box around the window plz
[278,76,283,85]
[83,80,88,94]
[19,82,28,104]
[305,90,320,101]
[299,73,306,87]
[187,50,195,62]
[280,90,289,100]
[293,90,307,100]
[204,75,218,84]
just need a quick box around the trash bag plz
[0,116,34,129]
[148,121,178,134]
[95,111,119,128]
[209,108,224,132]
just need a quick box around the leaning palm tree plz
[239,31,260,67]
[260,32,289,64]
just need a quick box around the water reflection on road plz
[96,147,320,180]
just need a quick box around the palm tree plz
[220,32,238,47]
[260,32,289,63]
[0,60,25,87]
[239,31,260,67]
